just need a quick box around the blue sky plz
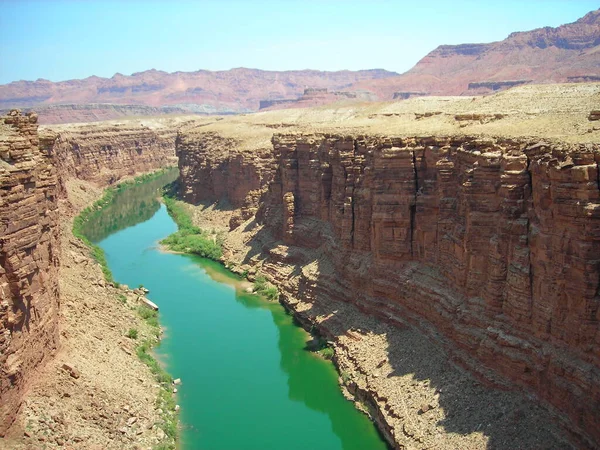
[0,0,597,84]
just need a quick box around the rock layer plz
[259,134,600,447]
[177,131,274,227]
[45,123,178,185]
[0,111,60,435]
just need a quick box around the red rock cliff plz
[177,131,274,228]
[0,111,60,435]
[176,129,599,446]
[47,123,178,185]
[255,133,600,447]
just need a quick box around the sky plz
[0,0,598,84]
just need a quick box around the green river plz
[82,171,388,450]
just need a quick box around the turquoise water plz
[96,201,388,450]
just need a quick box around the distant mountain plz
[1,9,598,123]
[0,68,397,114]
[349,9,600,98]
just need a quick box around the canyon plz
[0,81,599,449]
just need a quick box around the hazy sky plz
[0,0,597,84]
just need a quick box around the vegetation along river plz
[80,170,388,450]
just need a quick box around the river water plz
[83,172,387,450]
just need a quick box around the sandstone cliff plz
[257,133,599,447]
[0,112,189,446]
[44,121,181,186]
[0,111,60,435]
[177,131,274,228]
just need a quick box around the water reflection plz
[82,168,178,243]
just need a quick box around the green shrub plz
[137,306,159,328]
[153,444,175,450]
[117,294,127,304]
[263,285,279,301]
[127,328,138,339]
[252,274,280,301]
[160,194,223,260]
[319,347,335,360]
[136,340,172,384]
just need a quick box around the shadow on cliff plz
[238,225,573,450]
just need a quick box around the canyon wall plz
[0,111,60,435]
[177,130,600,447]
[262,134,600,446]
[177,131,274,228]
[46,123,178,186]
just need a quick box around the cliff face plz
[47,123,178,185]
[0,111,60,435]
[258,134,600,445]
[177,131,274,227]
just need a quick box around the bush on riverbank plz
[161,194,223,260]
[253,274,280,301]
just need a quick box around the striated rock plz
[0,68,398,119]
[392,91,428,100]
[255,133,600,447]
[259,88,373,111]
[467,80,532,91]
[43,123,177,186]
[0,110,61,436]
[589,110,600,121]
[176,131,273,229]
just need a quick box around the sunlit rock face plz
[47,124,177,186]
[0,110,61,435]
